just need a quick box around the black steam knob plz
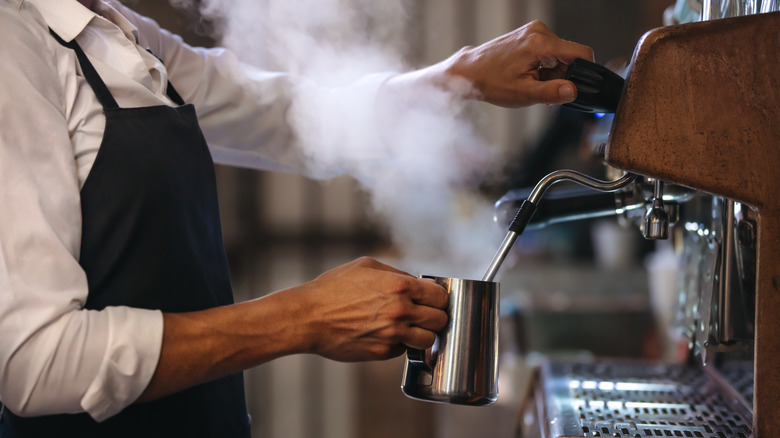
[563,58,625,113]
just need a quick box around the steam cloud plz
[186,0,507,279]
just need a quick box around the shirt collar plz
[24,0,138,44]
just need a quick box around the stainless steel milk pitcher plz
[401,276,499,406]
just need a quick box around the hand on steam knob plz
[384,20,594,108]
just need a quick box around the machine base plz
[520,359,752,438]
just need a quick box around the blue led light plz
[594,112,606,119]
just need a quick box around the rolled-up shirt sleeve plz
[0,6,162,421]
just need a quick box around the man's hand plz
[289,257,449,361]
[384,20,594,108]
[443,21,595,107]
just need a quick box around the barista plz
[0,0,593,436]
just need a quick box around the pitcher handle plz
[407,347,428,366]
[406,335,440,370]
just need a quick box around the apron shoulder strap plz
[49,29,119,110]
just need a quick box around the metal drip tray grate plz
[540,361,752,437]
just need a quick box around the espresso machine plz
[490,10,780,438]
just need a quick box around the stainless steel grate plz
[540,361,752,437]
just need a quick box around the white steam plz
[191,0,506,279]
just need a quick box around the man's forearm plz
[380,21,593,109]
[136,292,308,403]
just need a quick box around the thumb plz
[524,78,577,105]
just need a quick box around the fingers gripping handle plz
[407,274,442,372]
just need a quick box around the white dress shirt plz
[0,0,391,422]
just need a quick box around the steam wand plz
[481,170,637,282]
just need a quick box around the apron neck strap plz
[49,29,119,110]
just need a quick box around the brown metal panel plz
[607,12,780,208]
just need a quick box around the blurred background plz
[120,0,674,436]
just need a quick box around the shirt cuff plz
[80,307,163,422]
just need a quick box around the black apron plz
[1,31,251,438]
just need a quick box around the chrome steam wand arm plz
[481,170,637,282]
